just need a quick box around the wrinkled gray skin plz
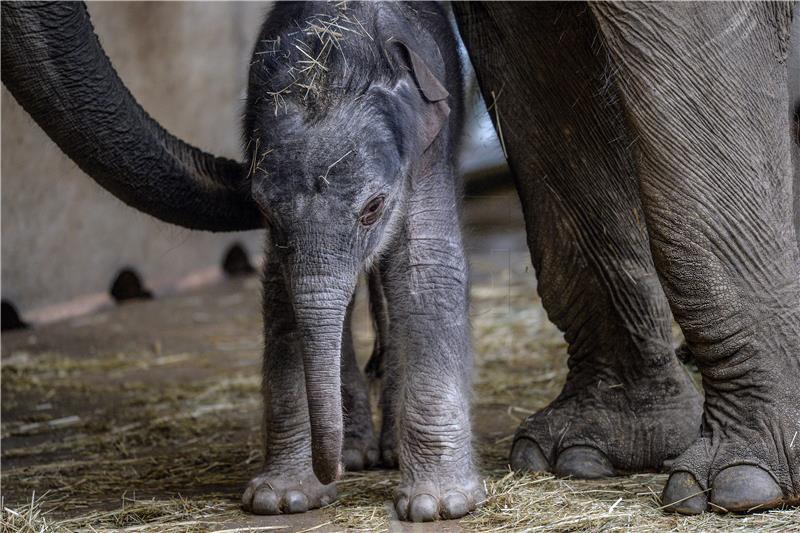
[2,1,480,522]
[455,1,800,514]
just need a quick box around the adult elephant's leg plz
[592,2,800,513]
[455,3,702,477]
[790,9,800,251]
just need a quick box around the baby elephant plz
[240,1,482,522]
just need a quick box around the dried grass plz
[258,3,372,116]
[1,493,244,533]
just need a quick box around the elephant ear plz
[386,37,451,150]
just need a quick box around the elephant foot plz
[510,358,703,478]
[342,366,377,472]
[662,466,784,515]
[394,475,484,522]
[242,468,336,514]
[662,398,799,514]
[661,330,800,515]
[342,434,379,472]
[510,440,615,479]
[379,414,399,468]
[662,456,791,515]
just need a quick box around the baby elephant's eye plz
[359,195,385,226]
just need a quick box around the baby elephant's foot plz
[342,435,379,472]
[242,469,336,515]
[342,363,377,471]
[379,428,399,468]
[394,476,484,522]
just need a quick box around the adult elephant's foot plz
[662,384,800,514]
[394,475,484,522]
[510,356,703,478]
[242,469,336,514]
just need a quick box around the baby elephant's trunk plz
[291,265,354,485]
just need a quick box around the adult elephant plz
[454,2,799,514]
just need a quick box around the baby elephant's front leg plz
[388,216,483,522]
[242,261,335,514]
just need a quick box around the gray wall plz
[2,2,270,323]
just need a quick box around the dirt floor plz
[2,192,799,532]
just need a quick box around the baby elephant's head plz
[244,4,452,484]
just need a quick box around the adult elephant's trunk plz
[290,258,356,484]
[1,2,262,231]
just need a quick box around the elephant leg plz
[383,166,483,522]
[365,266,390,382]
[364,265,400,468]
[456,2,702,477]
[376,327,400,469]
[242,244,336,514]
[341,297,379,471]
[592,2,800,513]
[790,9,800,252]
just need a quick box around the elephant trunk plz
[290,260,355,484]
[1,2,262,231]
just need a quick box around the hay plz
[256,3,372,117]
[1,493,244,533]
[463,470,800,532]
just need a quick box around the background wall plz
[2,2,270,323]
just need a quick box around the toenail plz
[409,494,438,522]
[442,492,469,519]
[662,471,707,515]
[711,465,782,513]
[284,490,309,513]
[394,495,409,521]
[554,446,614,479]
[510,437,550,472]
[241,485,255,509]
[252,488,280,515]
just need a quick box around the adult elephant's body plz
[455,1,800,513]
[791,9,800,250]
